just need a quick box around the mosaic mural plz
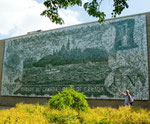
[1,15,149,100]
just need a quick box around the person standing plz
[118,88,134,106]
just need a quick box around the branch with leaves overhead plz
[41,0,129,24]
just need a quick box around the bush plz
[48,86,89,112]
[0,103,48,124]
[80,106,150,124]
[45,108,80,124]
[0,103,150,124]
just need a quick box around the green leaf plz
[41,0,129,24]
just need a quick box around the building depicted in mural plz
[1,15,149,100]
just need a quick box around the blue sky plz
[0,0,150,40]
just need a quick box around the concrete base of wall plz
[0,96,150,109]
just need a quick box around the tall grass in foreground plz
[0,103,150,124]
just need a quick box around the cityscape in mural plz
[1,15,149,100]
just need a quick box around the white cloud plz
[0,0,82,37]
[59,9,81,25]
[82,0,89,3]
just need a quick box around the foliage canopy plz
[1,103,150,124]
[48,86,89,112]
[41,0,129,24]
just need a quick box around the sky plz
[0,0,150,40]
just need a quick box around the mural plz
[1,15,149,100]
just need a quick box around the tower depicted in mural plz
[1,15,149,100]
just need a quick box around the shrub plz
[0,103,48,124]
[48,86,89,112]
[80,106,150,124]
[0,103,150,124]
[45,108,80,124]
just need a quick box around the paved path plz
[0,106,11,110]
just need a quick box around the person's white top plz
[123,93,133,105]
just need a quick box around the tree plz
[48,86,89,112]
[41,0,129,24]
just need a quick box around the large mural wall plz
[1,15,149,100]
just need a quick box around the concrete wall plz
[0,12,150,108]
